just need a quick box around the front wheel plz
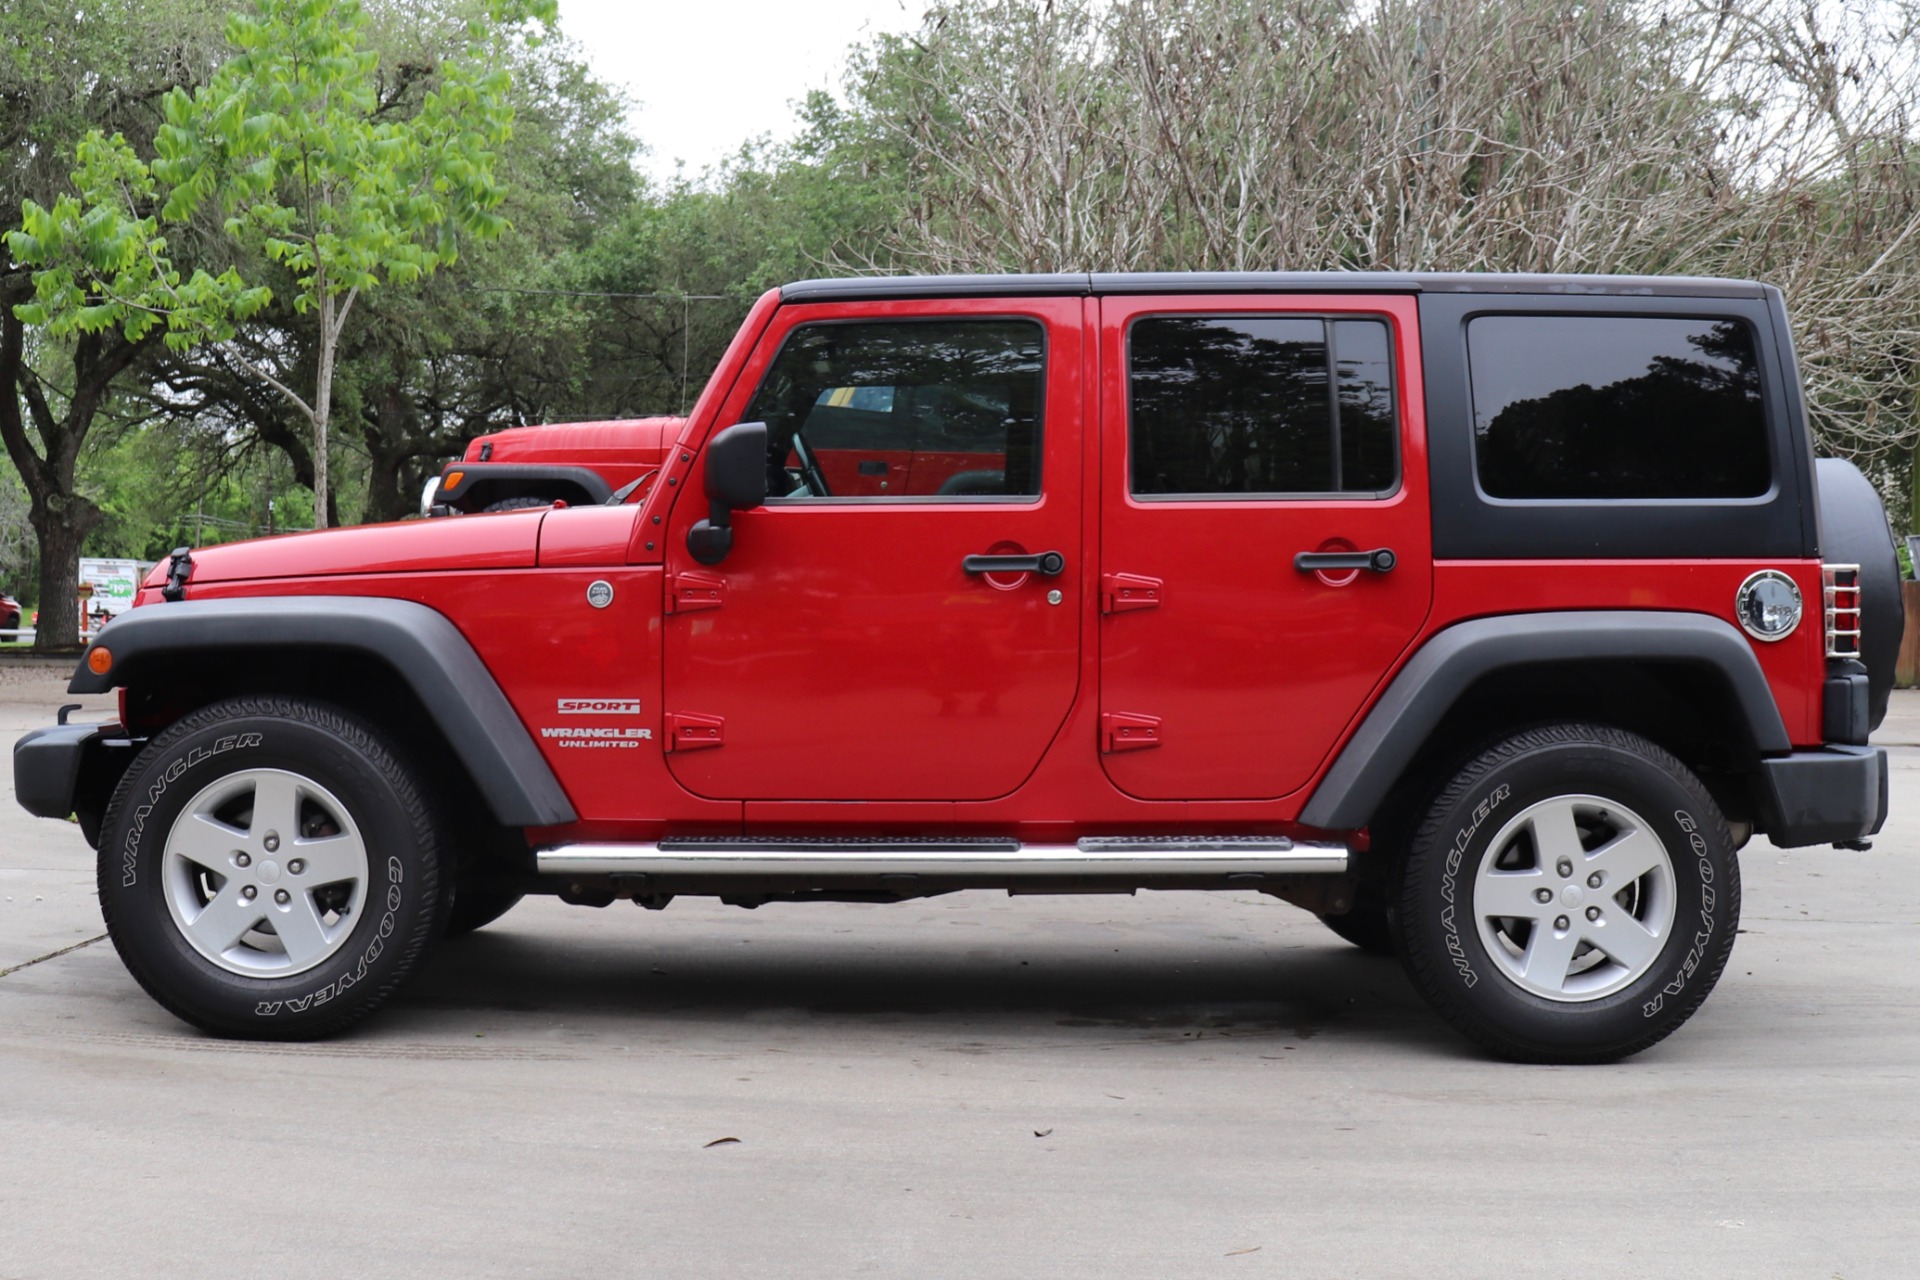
[98,696,448,1038]
[1396,724,1739,1063]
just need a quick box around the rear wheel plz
[98,696,447,1038]
[1396,723,1739,1063]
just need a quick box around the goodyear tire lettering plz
[254,857,404,1017]
[1642,808,1717,1019]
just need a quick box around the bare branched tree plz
[845,0,1920,518]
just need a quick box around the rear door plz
[1096,293,1433,801]
[662,297,1084,801]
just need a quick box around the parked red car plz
[423,416,683,514]
[426,397,1016,515]
[15,271,1899,1064]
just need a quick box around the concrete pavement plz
[2,667,1915,1277]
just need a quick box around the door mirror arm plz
[688,421,770,566]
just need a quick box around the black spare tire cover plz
[1815,457,1902,730]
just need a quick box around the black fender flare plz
[435,463,613,513]
[1298,611,1791,831]
[70,597,576,827]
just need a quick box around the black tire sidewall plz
[99,698,442,1037]
[1399,727,1740,1060]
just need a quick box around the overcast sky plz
[556,0,930,184]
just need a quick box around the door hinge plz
[666,712,726,751]
[667,570,726,614]
[1101,573,1162,615]
[1101,712,1162,753]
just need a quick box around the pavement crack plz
[0,933,108,979]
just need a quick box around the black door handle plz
[964,551,1065,577]
[1294,548,1396,574]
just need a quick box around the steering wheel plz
[791,431,832,498]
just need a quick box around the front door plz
[663,297,1084,801]
[1097,293,1433,801]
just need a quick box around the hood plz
[160,508,545,588]
[465,417,686,468]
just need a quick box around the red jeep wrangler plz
[14,272,1899,1062]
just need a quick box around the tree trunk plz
[356,377,449,525]
[2,275,156,653]
[28,492,101,652]
[361,447,414,525]
[313,292,333,531]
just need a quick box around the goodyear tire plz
[1396,724,1739,1063]
[97,696,447,1039]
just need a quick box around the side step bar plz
[536,835,1349,879]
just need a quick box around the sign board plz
[79,558,144,616]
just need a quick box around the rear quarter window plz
[1468,315,1771,500]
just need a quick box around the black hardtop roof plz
[780,271,1768,303]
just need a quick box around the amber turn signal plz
[87,647,112,675]
[444,470,464,490]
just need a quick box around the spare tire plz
[1815,458,1903,729]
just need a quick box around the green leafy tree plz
[8,0,555,528]
[1,0,227,650]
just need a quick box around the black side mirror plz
[687,421,769,565]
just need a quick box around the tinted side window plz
[1469,315,1770,499]
[744,320,1045,499]
[1129,316,1397,496]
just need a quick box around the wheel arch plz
[1299,611,1791,835]
[70,597,576,829]
[436,464,612,514]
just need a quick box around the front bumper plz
[14,723,100,820]
[1757,745,1889,848]
[13,722,142,845]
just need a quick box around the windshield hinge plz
[162,547,193,602]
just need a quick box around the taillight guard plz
[1824,564,1862,658]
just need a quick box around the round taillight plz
[1735,570,1803,642]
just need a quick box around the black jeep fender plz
[431,463,613,514]
[62,596,576,828]
[1300,610,1820,835]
